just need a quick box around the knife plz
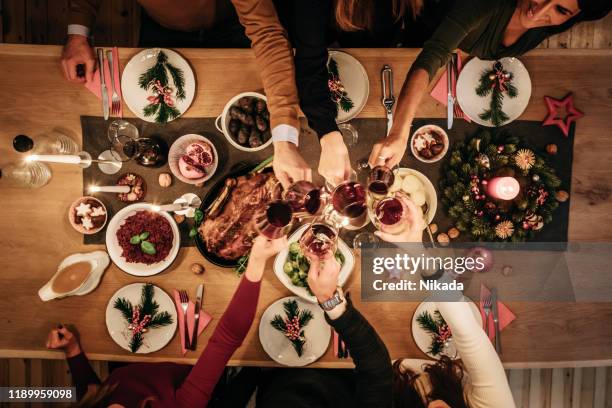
[97,48,109,120]
[189,284,204,350]
[491,287,502,354]
[381,65,395,136]
[446,57,454,130]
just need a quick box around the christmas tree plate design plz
[456,57,531,127]
[411,298,481,360]
[121,48,196,123]
[259,296,330,367]
[105,283,177,354]
[327,50,369,123]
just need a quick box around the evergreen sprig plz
[475,61,518,127]
[328,57,354,113]
[129,332,143,353]
[271,299,314,357]
[113,297,133,322]
[417,310,449,356]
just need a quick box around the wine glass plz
[107,120,139,162]
[367,165,395,200]
[282,181,327,219]
[372,195,409,235]
[253,200,293,239]
[328,180,369,230]
[338,123,358,148]
[299,220,338,261]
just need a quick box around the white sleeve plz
[271,124,299,146]
[435,300,516,408]
[67,24,90,37]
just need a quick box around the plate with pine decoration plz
[105,283,177,354]
[327,50,369,123]
[259,296,330,367]
[456,57,531,127]
[121,48,196,124]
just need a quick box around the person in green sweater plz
[368,0,611,169]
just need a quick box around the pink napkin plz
[479,284,515,341]
[85,47,123,117]
[173,290,213,355]
[429,53,471,122]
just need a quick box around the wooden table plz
[1,44,611,368]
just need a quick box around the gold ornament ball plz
[158,172,172,188]
[173,213,186,224]
[429,223,438,234]
[191,263,205,275]
[448,227,460,239]
[556,190,569,202]
[437,233,450,246]
[546,144,558,155]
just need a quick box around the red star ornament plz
[542,92,584,137]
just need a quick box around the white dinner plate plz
[105,283,177,354]
[168,134,218,185]
[456,57,531,127]
[105,203,180,276]
[411,298,482,360]
[274,224,355,303]
[121,48,196,123]
[259,296,331,367]
[328,50,369,123]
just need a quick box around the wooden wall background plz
[0,0,611,48]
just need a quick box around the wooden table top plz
[1,44,611,368]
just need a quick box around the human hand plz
[61,35,96,83]
[375,193,425,243]
[319,131,352,187]
[368,132,409,169]
[307,257,341,304]
[45,325,81,358]
[273,141,312,189]
[250,235,288,264]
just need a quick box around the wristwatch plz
[318,288,344,311]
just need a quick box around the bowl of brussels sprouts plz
[274,224,355,303]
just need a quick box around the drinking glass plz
[253,200,293,239]
[328,180,369,230]
[372,195,409,235]
[367,165,395,199]
[338,123,358,148]
[299,220,338,261]
[283,181,326,218]
[107,120,139,162]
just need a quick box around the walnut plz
[448,227,460,239]
[173,213,186,224]
[546,144,558,155]
[191,263,205,275]
[556,190,569,202]
[428,223,438,234]
[158,172,172,188]
[437,233,450,246]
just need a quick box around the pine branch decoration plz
[328,57,354,113]
[476,61,518,127]
[270,299,314,357]
[417,310,451,356]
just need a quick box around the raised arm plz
[435,300,515,408]
[61,0,100,82]
[175,236,287,407]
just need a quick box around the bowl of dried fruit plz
[410,124,449,164]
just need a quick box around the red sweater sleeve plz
[174,276,261,407]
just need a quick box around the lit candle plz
[89,185,131,194]
[487,177,520,200]
[151,203,186,212]
[27,154,82,164]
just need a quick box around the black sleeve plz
[291,0,339,139]
[66,352,101,400]
[325,298,393,408]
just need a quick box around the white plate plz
[121,48,196,123]
[105,283,177,354]
[411,298,482,360]
[395,168,437,225]
[456,57,531,127]
[259,296,330,366]
[328,50,369,123]
[168,134,218,185]
[105,203,180,276]
[274,224,355,303]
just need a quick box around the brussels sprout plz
[335,251,345,265]
[283,262,293,274]
[289,242,301,254]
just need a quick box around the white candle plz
[487,177,520,200]
[152,203,185,212]
[27,154,82,164]
[89,185,131,193]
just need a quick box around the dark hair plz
[392,357,470,408]
[334,0,424,31]
[578,0,611,20]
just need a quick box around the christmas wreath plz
[439,129,561,241]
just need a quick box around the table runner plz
[82,116,573,246]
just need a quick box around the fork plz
[482,293,493,337]
[106,50,121,116]
[178,290,191,350]
[450,53,465,119]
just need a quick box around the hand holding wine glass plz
[374,193,425,243]
[306,256,341,304]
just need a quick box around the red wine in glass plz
[254,200,293,239]
[299,222,338,260]
[331,181,368,229]
[283,181,324,217]
[374,197,406,234]
[368,166,395,197]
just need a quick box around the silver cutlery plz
[106,50,121,117]
[446,57,454,129]
[178,290,191,350]
[189,284,204,350]
[451,53,464,119]
[381,65,395,136]
[482,292,493,337]
[491,287,502,354]
[97,49,109,120]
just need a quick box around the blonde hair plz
[334,0,424,32]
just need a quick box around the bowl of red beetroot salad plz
[116,210,173,264]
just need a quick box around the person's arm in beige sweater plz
[231,0,312,189]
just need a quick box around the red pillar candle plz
[486,177,519,200]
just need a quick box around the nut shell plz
[448,227,460,239]
[437,233,450,246]
[428,223,438,234]
[546,144,558,155]
[191,263,205,275]
[158,172,172,188]
[556,190,569,202]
